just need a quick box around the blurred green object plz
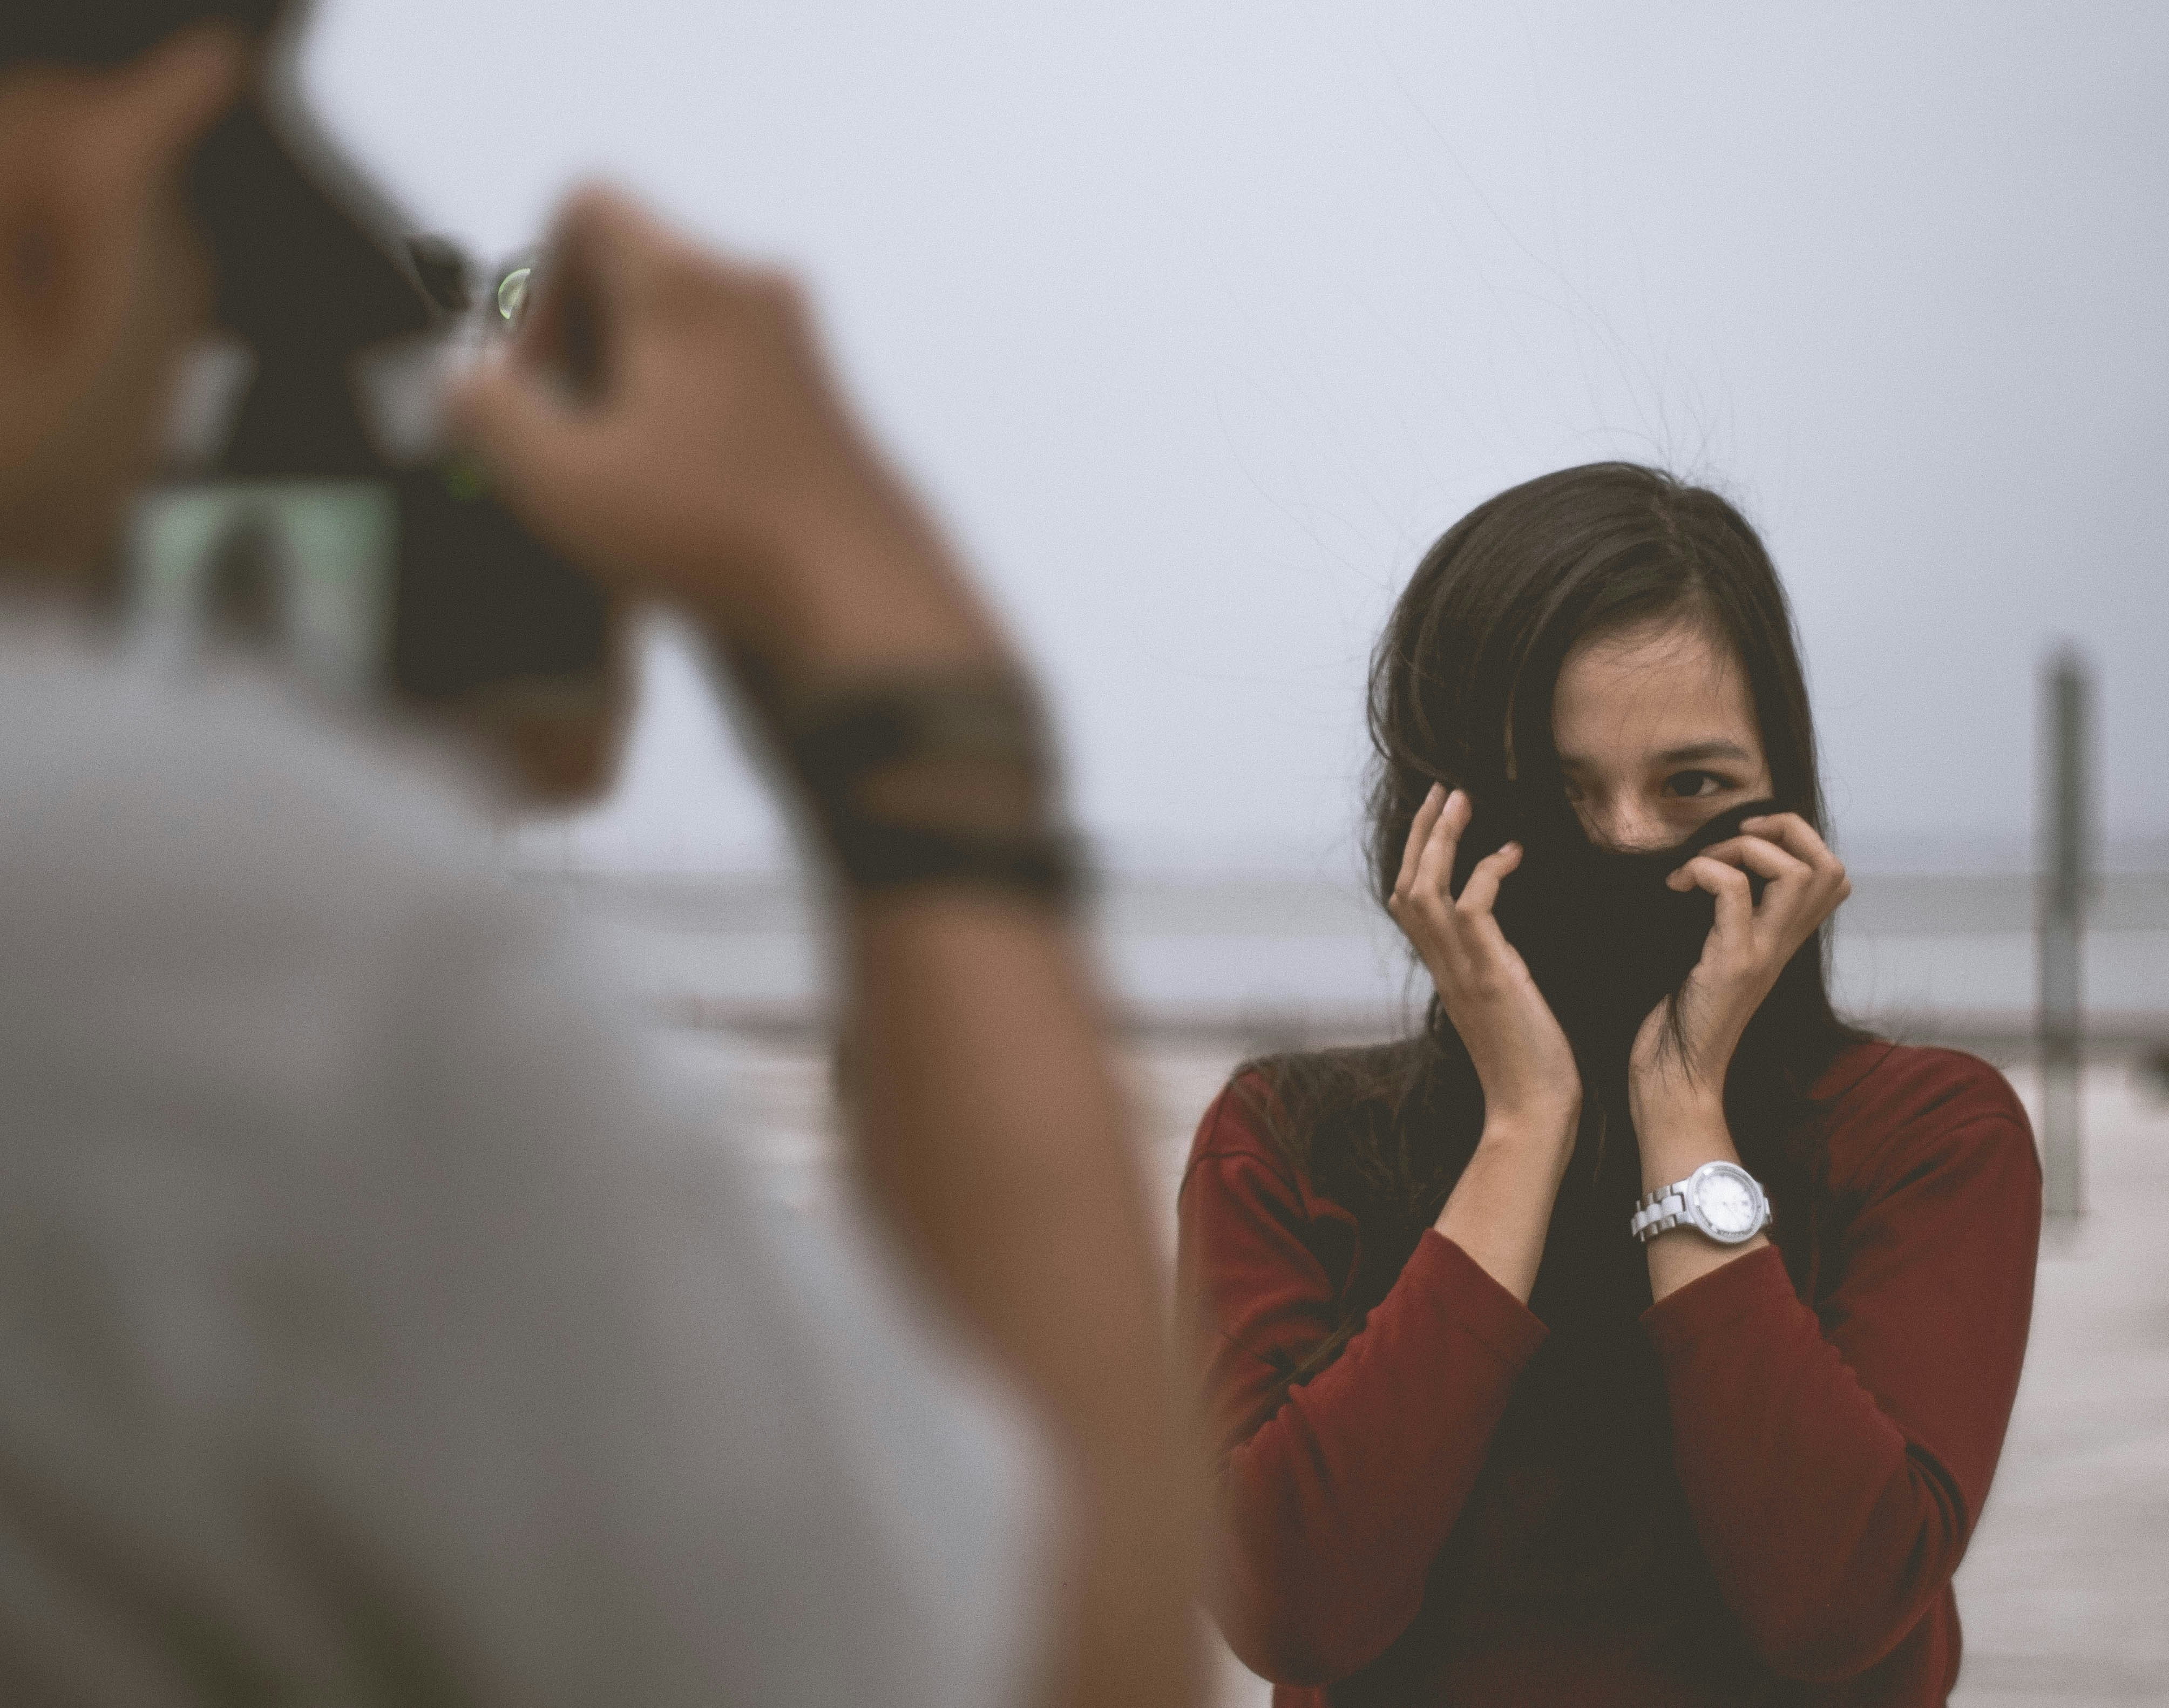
[127,480,397,699]
[497,266,533,326]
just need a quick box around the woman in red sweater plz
[1177,463,2039,1706]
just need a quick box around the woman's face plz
[1549,616,1773,852]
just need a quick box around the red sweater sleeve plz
[1176,1085,1547,1686]
[1641,1055,2041,1682]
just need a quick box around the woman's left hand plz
[1630,813,1851,1129]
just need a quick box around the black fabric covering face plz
[1462,796,1784,1101]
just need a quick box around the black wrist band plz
[781,671,1081,907]
[821,819,1083,902]
[789,671,1045,780]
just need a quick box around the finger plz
[1678,854,1755,941]
[1392,783,1448,905]
[445,357,592,540]
[1455,840,1522,918]
[1670,835,1808,890]
[1738,814,1852,916]
[508,184,702,387]
[1412,788,1472,904]
[1739,812,1842,876]
[539,184,692,322]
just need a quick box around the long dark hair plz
[1241,462,1867,1381]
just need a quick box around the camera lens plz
[496,266,533,324]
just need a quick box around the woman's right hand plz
[1388,784,1582,1136]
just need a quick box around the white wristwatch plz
[1630,1161,1771,1245]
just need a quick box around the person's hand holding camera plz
[450,187,1000,692]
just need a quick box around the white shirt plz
[0,619,1043,1705]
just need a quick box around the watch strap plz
[1629,1169,1772,1245]
[1630,1184,1694,1243]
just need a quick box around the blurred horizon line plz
[501,831,2169,886]
[530,866,2169,1048]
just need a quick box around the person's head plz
[0,4,629,805]
[0,17,253,579]
[1366,460,1824,897]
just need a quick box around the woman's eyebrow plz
[1651,741,1755,766]
[1555,739,1754,772]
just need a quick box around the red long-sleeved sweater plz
[1176,1041,2040,1706]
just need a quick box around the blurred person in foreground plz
[0,6,1198,1706]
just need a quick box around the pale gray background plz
[302,0,2169,879]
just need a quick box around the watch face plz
[1692,1166,1762,1238]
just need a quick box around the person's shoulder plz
[1811,1038,2035,1195]
[0,638,576,1110]
[0,636,501,922]
[1178,1057,1364,1264]
[1181,1040,1419,1211]
[1188,1067,1279,1168]
[1813,1038,2029,1133]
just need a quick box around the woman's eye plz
[1664,770,1728,799]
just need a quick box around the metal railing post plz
[2037,647,2091,1220]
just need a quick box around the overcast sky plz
[303,1,2169,876]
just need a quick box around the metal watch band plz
[1629,1185,1696,1243]
[1629,1163,1772,1245]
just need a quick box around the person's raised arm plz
[451,187,1197,1708]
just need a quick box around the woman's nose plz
[1580,797,1670,854]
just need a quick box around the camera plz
[127,92,611,743]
